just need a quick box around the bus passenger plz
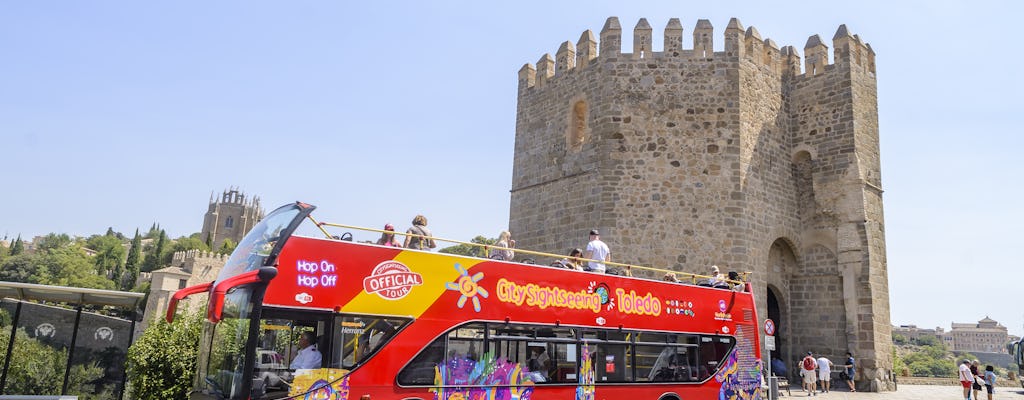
[489,230,516,260]
[663,272,681,283]
[403,215,436,251]
[727,271,745,291]
[290,331,322,370]
[705,265,726,287]
[376,224,402,247]
[584,229,610,273]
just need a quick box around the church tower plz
[511,17,891,391]
[200,188,264,249]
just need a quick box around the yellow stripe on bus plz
[338,251,484,318]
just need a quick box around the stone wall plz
[511,16,892,390]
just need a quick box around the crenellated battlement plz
[171,248,228,265]
[519,17,875,90]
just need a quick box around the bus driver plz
[290,331,322,370]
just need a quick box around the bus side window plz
[396,338,445,386]
[698,335,734,379]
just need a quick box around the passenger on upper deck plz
[403,215,436,251]
[584,229,610,273]
[727,271,745,291]
[489,230,516,261]
[376,223,402,247]
[552,248,584,270]
[704,265,725,287]
[662,272,681,283]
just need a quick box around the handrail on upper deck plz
[309,218,749,288]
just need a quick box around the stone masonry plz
[510,17,892,391]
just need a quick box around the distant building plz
[893,317,1014,354]
[946,316,1010,353]
[200,188,264,250]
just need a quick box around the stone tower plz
[200,188,264,250]
[510,17,892,391]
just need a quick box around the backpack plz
[802,357,816,371]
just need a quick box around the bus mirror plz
[208,267,279,323]
[166,281,213,323]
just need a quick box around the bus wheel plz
[658,394,680,400]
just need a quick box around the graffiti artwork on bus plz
[430,351,535,400]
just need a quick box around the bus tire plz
[658,393,681,400]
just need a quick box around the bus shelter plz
[0,281,143,400]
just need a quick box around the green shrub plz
[126,311,202,400]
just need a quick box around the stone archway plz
[767,238,799,371]
[766,284,788,379]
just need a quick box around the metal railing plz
[308,216,749,288]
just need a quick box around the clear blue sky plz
[1,1,1021,337]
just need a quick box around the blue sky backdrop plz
[1,1,1021,336]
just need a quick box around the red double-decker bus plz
[169,202,764,400]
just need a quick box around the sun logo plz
[445,263,489,312]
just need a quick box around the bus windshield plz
[216,203,307,283]
[194,203,313,400]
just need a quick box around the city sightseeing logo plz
[714,299,733,321]
[362,260,424,300]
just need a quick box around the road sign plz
[765,319,776,336]
[765,335,776,350]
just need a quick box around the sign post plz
[764,319,776,400]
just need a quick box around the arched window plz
[225,216,234,228]
[569,100,587,150]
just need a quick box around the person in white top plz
[584,229,610,273]
[958,360,973,400]
[706,265,726,286]
[816,355,833,393]
[290,331,322,370]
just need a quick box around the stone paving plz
[776,385,1024,400]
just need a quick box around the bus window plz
[698,336,735,380]
[333,315,409,369]
[396,337,445,386]
[636,343,698,382]
[447,323,486,362]
[582,329,631,383]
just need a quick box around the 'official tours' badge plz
[362,261,423,300]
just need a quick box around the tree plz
[167,235,209,260]
[0,253,49,283]
[145,223,161,239]
[439,236,496,258]
[217,238,237,255]
[88,234,126,278]
[36,233,72,251]
[124,229,142,290]
[0,327,105,397]
[142,230,167,273]
[10,234,25,256]
[126,309,202,400]
[43,247,115,290]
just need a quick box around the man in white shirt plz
[584,229,611,273]
[816,355,833,393]
[290,331,322,370]
[958,360,973,400]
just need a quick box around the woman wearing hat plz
[376,223,402,247]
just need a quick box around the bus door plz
[252,308,411,399]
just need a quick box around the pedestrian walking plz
[801,351,818,396]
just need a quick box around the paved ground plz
[777,385,1024,400]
